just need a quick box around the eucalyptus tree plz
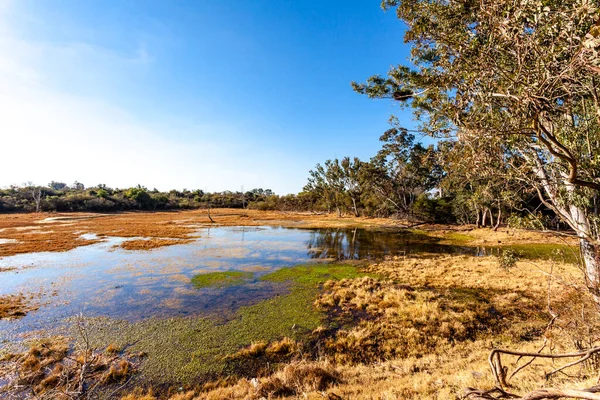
[369,122,443,216]
[305,158,367,217]
[305,160,345,216]
[340,157,364,217]
[353,0,600,299]
[439,138,526,229]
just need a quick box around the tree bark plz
[493,207,502,231]
[528,151,600,304]
[351,197,359,217]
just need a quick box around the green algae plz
[502,243,579,263]
[442,232,473,243]
[191,271,253,289]
[81,263,368,384]
[260,263,371,285]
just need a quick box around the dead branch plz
[464,386,600,399]
[489,347,600,388]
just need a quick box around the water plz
[0,226,474,342]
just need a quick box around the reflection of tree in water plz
[305,229,477,260]
[306,229,409,260]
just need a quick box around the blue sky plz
[0,0,416,194]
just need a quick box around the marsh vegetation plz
[0,210,591,399]
[2,0,600,398]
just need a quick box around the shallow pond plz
[0,225,563,344]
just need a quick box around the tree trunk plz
[493,208,502,231]
[207,205,215,223]
[481,208,488,227]
[475,208,481,228]
[336,206,342,217]
[31,187,42,213]
[528,151,600,304]
[351,197,359,217]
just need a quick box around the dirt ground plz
[0,209,578,257]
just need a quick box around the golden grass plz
[119,252,599,400]
[420,225,578,246]
[0,336,140,398]
[0,293,39,319]
[119,238,193,251]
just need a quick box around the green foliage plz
[497,249,521,270]
[354,0,600,242]
[507,213,551,231]
[0,183,298,213]
[411,194,454,223]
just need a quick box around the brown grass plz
[0,293,39,319]
[120,252,598,400]
[0,209,576,256]
[0,336,140,398]
[119,238,194,251]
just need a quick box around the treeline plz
[0,183,301,213]
[300,125,552,228]
[1,139,552,226]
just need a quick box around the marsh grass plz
[0,337,139,398]
[81,264,366,385]
[0,293,39,319]
[120,238,194,251]
[123,253,598,400]
[191,271,253,289]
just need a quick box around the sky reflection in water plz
[0,226,472,342]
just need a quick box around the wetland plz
[0,210,586,399]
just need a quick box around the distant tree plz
[24,183,43,213]
[124,187,152,209]
[48,181,67,191]
[340,157,363,217]
[305,160,347,216]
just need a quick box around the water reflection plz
[305,228,472,260]
[0,226,512,342]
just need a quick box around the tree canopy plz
[353,0,600,296]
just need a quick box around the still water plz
[0,226,472,342]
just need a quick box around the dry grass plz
[229,338,299,359]
[119,238,193,251]
[0,337,140,399]
[0,209,418,256]
[121,361,340,400]
[0,209,577,256]
[0,293,39,319]
[415,224,579,246]
[121,252,599,399]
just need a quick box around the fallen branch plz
[464,386,600,399]
[489,346,600,388]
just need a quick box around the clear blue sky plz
[0,0,417,194]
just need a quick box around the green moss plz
[82,263,370,384]
[500,243,579,264]
[260,263,371,285]
[443,232,473,243]
[191,271,253,288]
